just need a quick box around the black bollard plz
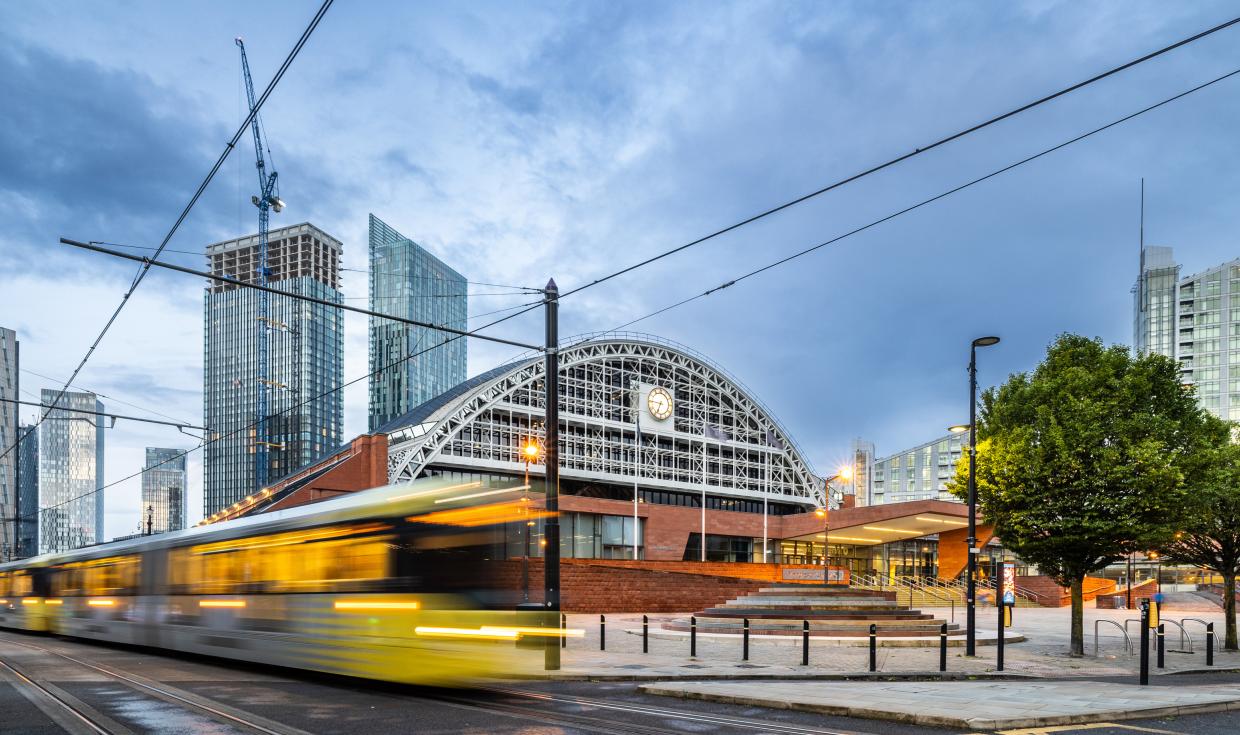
[561,612,567,649]
[1207,623,1215,666]
[743,618,750,661]
[690,616,697,658]
[1139,600,1150,686]
[600,614,606,651]
[802,619,809,666]
[1157,623,1164,669]
[869,623,877,672]
[939,622,947,672]
[642,614,649,654]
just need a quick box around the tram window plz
[169,524,393,594]
[52,556,139,596]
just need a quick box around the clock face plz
[647,387,673,420]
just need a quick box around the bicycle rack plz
[1123,618,1151,656]
[1181,617,1214,652]
[1161,619,1193,654]
[1095,619,1131,656]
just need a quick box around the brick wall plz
[1016,575,1117,607]
[935,525,995,581]
[497,559,769,613]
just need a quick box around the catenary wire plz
[19,368,195,427]
[13,301,544,526]
[609,64,1240,332]
[94,243,541,292]
[557,14,1240,302]
[0,0,336,469]
[33,16,1240,535]
[27,59,1240,531]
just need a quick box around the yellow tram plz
[0,478,555,685]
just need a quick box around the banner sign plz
[1001,562,1016,606]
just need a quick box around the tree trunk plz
[1070,577,1084,656]
[1225,572,1238,652]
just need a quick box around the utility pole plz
[543,278,561,671]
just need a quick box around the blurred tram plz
[0,478,557,685]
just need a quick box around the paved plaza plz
[536,606,1240,729]
[550,606,1240,679]
[639,679,1240,730]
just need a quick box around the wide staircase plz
[849,575,1042,609]
[663,585,964,638]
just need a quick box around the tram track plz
[479,685,872,735]
[0,636,310,735]
[0,632,881,735]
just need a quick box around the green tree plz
[1161,441,1240,650]
[950,334,1224,656]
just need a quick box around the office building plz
[0,328,15,560]
[16,425,37,558]
[38,389,104,553]
[1134,244,1240,419]
[869,431,970,505]
[367,214,467,431]
[203,222,344,515]
[141,447,187,534]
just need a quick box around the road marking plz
[997,722,1189,735]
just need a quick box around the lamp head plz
[838,465,853,480]
[815,507,826,519]
[972,336,1001,348]
[947,424,970,434]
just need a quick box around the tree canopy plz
[950,334,1227,653]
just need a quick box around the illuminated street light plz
[963,335,1000,657]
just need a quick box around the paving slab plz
[638,679,1240,730]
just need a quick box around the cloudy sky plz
[3,1,1240,538]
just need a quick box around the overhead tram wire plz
[96,244,543,292]
[0,0,336,468]
[608,64,1240,333]
[19,367,196,427]
[556,14,1240,302]
[0,398,207,433]
[13,296,545,529]
[61,239,542,352]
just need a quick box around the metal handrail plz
[1094,619,1131,656]
[912,579,957,622]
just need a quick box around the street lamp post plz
[521,441,539,603]
[962,335,999,657]
[816,466,852,586]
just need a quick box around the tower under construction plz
[203,222,344,516]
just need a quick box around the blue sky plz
[4,1,1240,536]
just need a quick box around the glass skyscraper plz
[368,214,467,431]
[0,327,16,560]
[1133,245,1238,420]
[38,389,104,553]
[141,447,187,533]
[16,424,37,558]
[203,222,344,516]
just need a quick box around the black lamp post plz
[963,335,999,656]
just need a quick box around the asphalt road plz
[2,629,1239,735]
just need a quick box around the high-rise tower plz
[1133,245,1239,420]
[368,214,467,430]
[38,389,104,553]
[0,328,16,560]
[141,448,187,534]
[16,424,37,557]
[203,222,343,515]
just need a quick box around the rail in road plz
[0,635,308,735]
[0,631,870,735]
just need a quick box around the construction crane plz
[236,37,285,494]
